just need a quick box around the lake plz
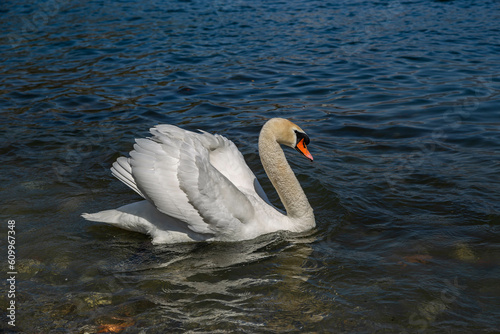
[1,0,499,332]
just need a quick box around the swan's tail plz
[81,210,121,224]
[81,201,205,244]
[81,201,155,235]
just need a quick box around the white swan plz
[82,118,315,244]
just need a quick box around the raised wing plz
[111,125,259,237]
[195,129,271,205]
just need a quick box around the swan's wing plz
[112,125,257,236]
[111,156,145,198]
[198,130,256,191]
[197,130,272,204]
[176,134,256,238]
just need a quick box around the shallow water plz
[1,0,500,332]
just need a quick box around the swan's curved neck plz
[258,124,314,221]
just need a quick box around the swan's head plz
[264,118,313,162]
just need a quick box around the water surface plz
[1,0,499,332]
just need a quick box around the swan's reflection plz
[109,231,325,330]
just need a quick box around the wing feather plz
[198,131,267,201]
[111,157,145,198]
[110,125,263,237]
[177,140,255,237]
[129,137,212,234]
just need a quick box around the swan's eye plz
[294,130,310,146]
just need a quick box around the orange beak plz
[295,138,313,162]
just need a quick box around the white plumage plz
[82,118,315,244]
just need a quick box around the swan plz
[82,118,315,244]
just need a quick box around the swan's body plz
[82,118,315,244]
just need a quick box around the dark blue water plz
[1,0,499,332]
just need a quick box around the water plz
[1,0,499,332]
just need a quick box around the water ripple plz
[1,0,500,332]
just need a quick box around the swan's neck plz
[258,128,314,221]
